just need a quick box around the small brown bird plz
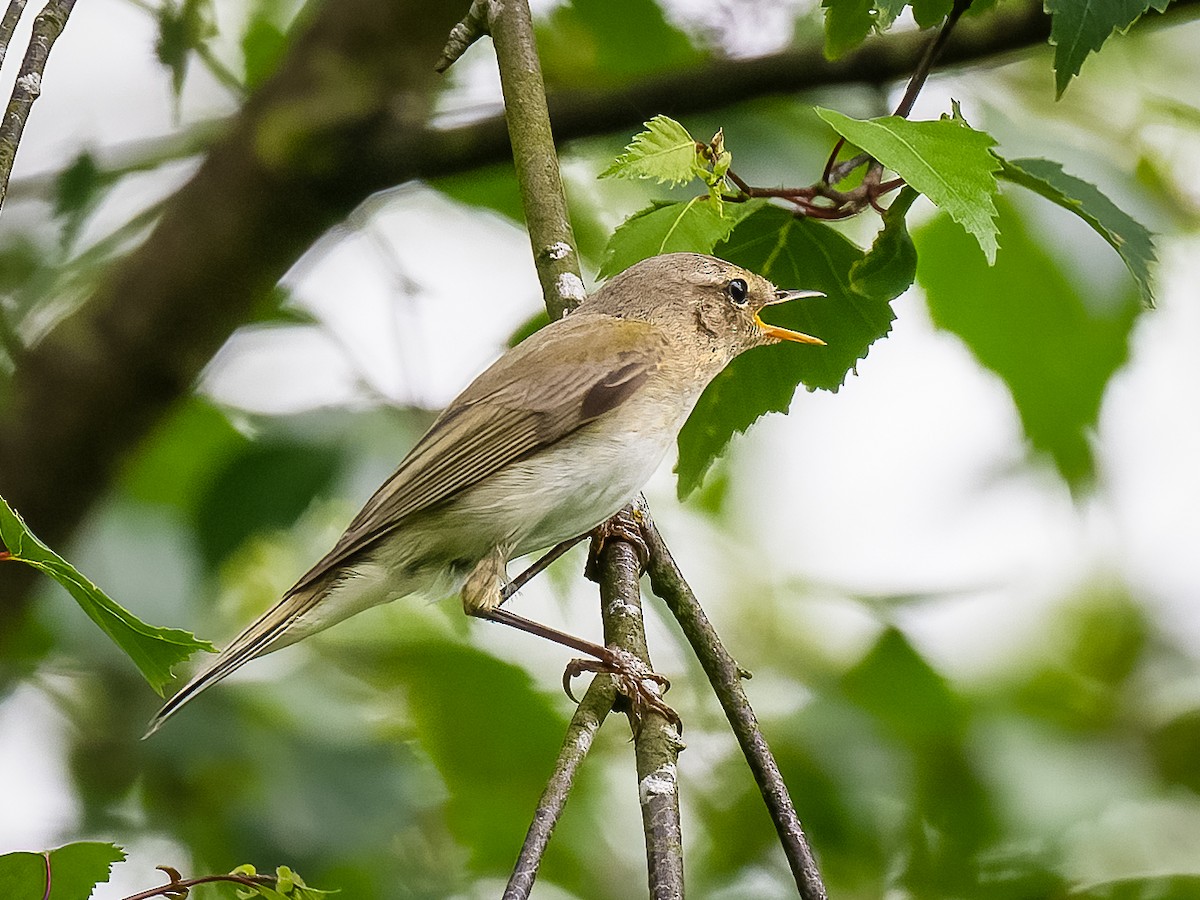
[146,252,822,735]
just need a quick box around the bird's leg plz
[585,504,651,582]
[498,534,588,605]
[462,546,679,731]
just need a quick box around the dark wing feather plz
[290,314,665,592]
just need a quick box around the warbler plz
[146,252,822,735]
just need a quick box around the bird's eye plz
[727,278,749,307]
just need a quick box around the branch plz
[483,0,583,319]
[503,674,617,899]
[595,510,685,899]
[0,1,29,72]
[641,516,827,900]
[0,0,77,211]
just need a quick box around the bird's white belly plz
[453,415,679,558]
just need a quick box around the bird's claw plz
[563,649,681,734]
[585,507,650,582]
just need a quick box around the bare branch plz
[0,0,77,211]
[641,516,828,900]
[503,675,617,899]
[0,0,29,71]
[484,0,583,319]
[595,508,685,899]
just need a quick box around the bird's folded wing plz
[289,314,667,593]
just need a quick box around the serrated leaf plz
[998,156,1156,306]
[0,843,126,900]
[817,107,1002,262]
[599,115,701,186]
[850,186,919,301]
[1046,0,1162,97]
[676,205,896,497]
[0,495,214,694]
[598,197,765,279]
[916,197,1141,490]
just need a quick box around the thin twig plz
[0,0,29,71]
[596,503,685,900]
[0,0,77,211]
[641,516,827,900]
[503,675,618,899]
[117,870,277,900]
[893,0,975,118]
[435,0,490,74]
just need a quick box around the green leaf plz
[599,115,702,186]
[841,627,962,745]
[821,0,876,58]
[909,0,954,28]
[1046,0,1163,97]
[916,197,1142,489]
[676,205,896,497]
[156,0,218,98]
[0,495,214,694]
[817,107,1002,262]
[850,186,919,301]
[821,0,911,57]
[52,152,106,250]
[598,197,765,279]
[191,439,343,568]
[0,843,126,900]
[539,0,701,87]
[241,11,287,90]
[998,156,1156,306]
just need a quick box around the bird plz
[145,252,823,736]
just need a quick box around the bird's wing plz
[290,313,667,592]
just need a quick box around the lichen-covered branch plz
[641,516,827,900]
[595,515,685,900]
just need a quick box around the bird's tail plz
[142,588,317,739]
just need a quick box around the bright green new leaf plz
[598,197,765,278]
[850,186,919,301]
[916,198,1142,490]
[599,115,702,186]
[0,842,126,900]
[998,156,1156,306]
[1045,0,1167,97]
[676,205,897,497]
[817,107,1002,262]
[0,495,214,695]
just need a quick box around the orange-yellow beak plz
[754,289,826,345]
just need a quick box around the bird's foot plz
[585,505,650,582]
[563,648,681,734]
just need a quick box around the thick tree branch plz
[641,516,827,900]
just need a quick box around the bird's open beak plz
[754,289,826,345]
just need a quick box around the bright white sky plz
[2,2,1199,895]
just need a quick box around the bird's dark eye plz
[727,278,749,307]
